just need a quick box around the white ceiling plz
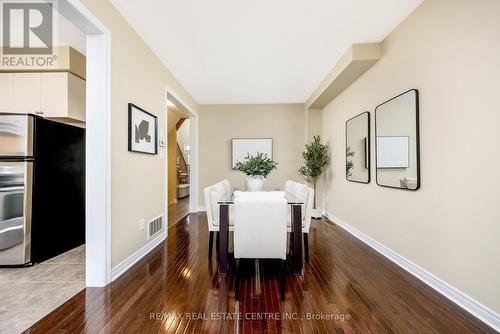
[111,0,422,105]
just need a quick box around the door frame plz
[58,0,112,287]
[165,88,198,224]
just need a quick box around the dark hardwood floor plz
[25,213,495,333]
[168,196,190,227]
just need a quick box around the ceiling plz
[111,0,422,105]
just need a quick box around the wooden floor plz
[25,214,495,334]
[168,196,190,227]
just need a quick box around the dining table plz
[217,192,304,276]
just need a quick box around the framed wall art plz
[128,103,158,155]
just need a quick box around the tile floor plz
[0,245,85,334]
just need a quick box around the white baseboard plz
[111,232,166,281]
[322,210,500,332]
[198,206,206,212]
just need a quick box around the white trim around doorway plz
[59,0,112,287]
[165,88,199,232]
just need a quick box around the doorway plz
[165,90,198,227]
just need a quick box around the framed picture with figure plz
[128,103,158,154]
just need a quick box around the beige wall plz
[320,0,500,313]
[79,0,198,267]
[306,108,322,142]
[199,104,305,206]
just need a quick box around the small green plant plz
[298,135,329,208]
[346,146,355,177]
[234,152,278,178]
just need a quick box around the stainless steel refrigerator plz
[0,114,85,266]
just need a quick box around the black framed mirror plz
[375,89,420,190]
[345,111,370,183]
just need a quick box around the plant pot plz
[246,176,265,191]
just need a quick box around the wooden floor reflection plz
[168,196,190,228]
[24,213,496,333]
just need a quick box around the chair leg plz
[235,259,241,301]
[208,231,214,259]
[216,232,220,259]
[303,233,309,263]
[280,259,286,301]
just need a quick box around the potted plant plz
[234,152,278,191]
[298,135,329,217]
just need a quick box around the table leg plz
[218,204,229,275]
[292,204,303,275]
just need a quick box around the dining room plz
[18,0,500,333]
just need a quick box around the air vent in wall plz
[148,216,163,239]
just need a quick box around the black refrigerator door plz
[31,118,85,263]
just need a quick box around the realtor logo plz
[2,1,53,54]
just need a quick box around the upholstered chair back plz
[203,179,231,231]
[233,198,287,260]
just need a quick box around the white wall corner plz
[322,210,500,332]
[61,0,113,288]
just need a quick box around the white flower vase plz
[246,176,265,191]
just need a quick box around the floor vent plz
[148,216,163,239]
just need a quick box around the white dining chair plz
[221,179,231,195]
[233,197,287,301]
[284,180,314,262]
[203,180,233,259]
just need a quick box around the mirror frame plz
[374,89,420,191]
[345,111,371,184]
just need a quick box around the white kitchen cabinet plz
[14,73,41,114]
[40,73,66,118]
[40,72,85,122]
[0,72,85,123]
[0,73,14,112]
[67,73,86,122]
